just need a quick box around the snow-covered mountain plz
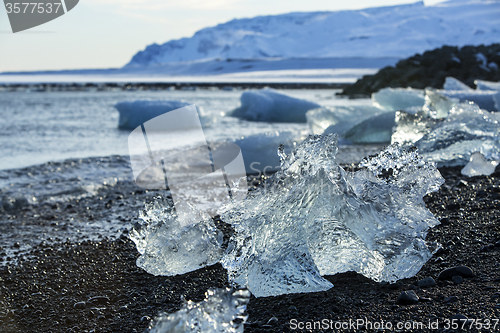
[126,0,500,68]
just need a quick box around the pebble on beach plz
[397,291,419,305]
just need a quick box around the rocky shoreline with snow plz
[1,164,499,333]
[341,44,500,98]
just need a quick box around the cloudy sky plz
[0,0,447,72]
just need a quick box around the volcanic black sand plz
[1,165,500,333]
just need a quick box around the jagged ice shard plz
[391,88,500,167]
[415,103,500,166]
[130,196,223,276]
[149,288,250,333]
[219,135,443,297]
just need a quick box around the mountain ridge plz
[127,0,500,68]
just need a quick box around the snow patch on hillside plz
[127,0,500,68]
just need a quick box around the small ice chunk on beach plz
[372,88,425,112]
[115,100,191,129]
[416,103,500,166]
[392,110,438,145]
[423,88,457,119]
[443,77,472,91]
[149,288,250,333]
[219,135,442,297]
[229,89,320,123]
[461,152,499,177]
[129,196,223,276]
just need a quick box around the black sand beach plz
[1,165,500,332]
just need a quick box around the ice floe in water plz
[233,131,308,174]
[306,105,393,144]
[443,77,472,91]
[219,134,443,297]
[461,152,499,177]
[115,100,190,129]
[306,105,384,136]
[438,90,500,111]
[341,111,396,144]
[229,88,320,123]
[149,288,250,333]
[372,87,425,112]
[474,79,500,91]
[306,88,426,144]
[130,196,223,276]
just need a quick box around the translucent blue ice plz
[219,135,443,297]
[150,288,250,333]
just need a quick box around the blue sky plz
[0,0,446,72]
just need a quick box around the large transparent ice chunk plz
[461,152,499,177]
[322,144,443,281]
[372,88,425,112]
[130,196,223,276]
[416,103,500,166]
[149,288,250,333]
[219,135,443,297]
[115,100,191,129]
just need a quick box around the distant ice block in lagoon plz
[474,79,500,91]
[372,87,425,112]
[233,131,307,174]
[229,89,320,123]
[149,288,250,333]
[443,77,472,91]
[307,105,384,135]
[219,135,443,297]
[306,105,393,143]
[461,152,499,177]
[115,100,190,129]
[130,196,223,276]
[341,111,396,144]
[438,90,500,111]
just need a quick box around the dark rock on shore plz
[397,291,419,305]
[340,43,500,97]
[417,277,436,288]
[438,266,475,280]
